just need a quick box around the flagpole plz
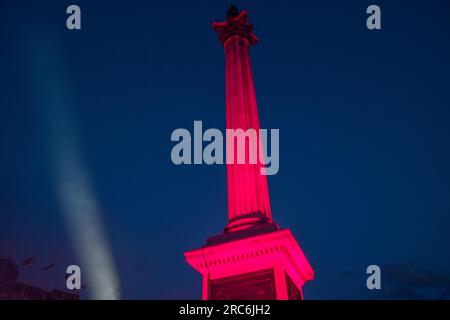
[46,267,50,290]
[50,266,55,291]
[30,260,35,281]
[19,256,37,288]
[43,263,56,291]
[45,265,54,291]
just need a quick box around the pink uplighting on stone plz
[185,6,314,300]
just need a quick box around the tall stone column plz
[185,7,314,300]
[213,6,272,232]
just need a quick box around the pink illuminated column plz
[213,7,272,231]
[185,7,315,300]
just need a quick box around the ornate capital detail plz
[212,6,258,46]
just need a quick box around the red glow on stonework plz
[185,7,314,300]
[214,10,272,229]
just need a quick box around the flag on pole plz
[20,256,37,266]
[42,263,55,271]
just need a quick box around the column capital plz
[212,6,258,46]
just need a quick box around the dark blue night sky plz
[1,0,450,299]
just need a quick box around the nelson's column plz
[185,6,314,300]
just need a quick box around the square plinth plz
[185,228,314,300]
